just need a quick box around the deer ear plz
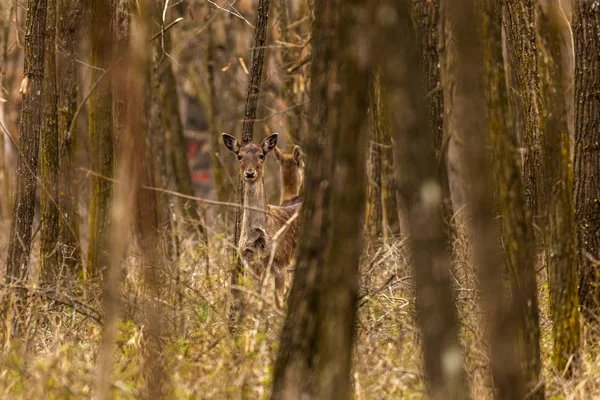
[262,133,278,154]
[222,133,239,154]
[274,146,284,163]
[293,145,304,166]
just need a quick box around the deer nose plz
[245,170,256,179]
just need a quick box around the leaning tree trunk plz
[483,0,544,397]
[573,0,600,318]
[271,0,338,397]
[379,1,468,398]
[88,0,115,278]
[56,0,83,277]
[40,0,60,283]
[538,0,581,375]
[5,0,47,282]
[230,0,271,328]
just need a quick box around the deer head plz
[222,133,279,183]
[274,145,305,201]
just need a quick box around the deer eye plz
[237,155,243,161]
[259,154,265,161]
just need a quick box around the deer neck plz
[241,178,269,239]
[280,170,301,204]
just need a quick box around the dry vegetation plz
[1,218,599,399]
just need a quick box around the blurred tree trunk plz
[374,73,401,241]
[538,0,581,375]
[573,0,600,318]
[413,0,452,234]
[450,0,525,397]
[272,0,372,397]
[156,12,204,237]
[205,21,229,202]
[505,0,545,221]
[88,0,115,278]
[365,77,383,249]
[230,0,271,328]
[483,0,544,397]
[5,0,47,282]
[56,0,83,278]
[40,0,60,283]
[0,2,14,219]
[149,2,180,261]
[276,0,302,143]
[379,1,468,398]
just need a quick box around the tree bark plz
[40,0,60,283]
[56,0,83,277]
[272,0,372,398]
[573,0,600,318]
[365,77,383,249]
[505,0,546,221]
[484,0,544,397]
[88,0,115,278]
[538,0,581,375]
[271,0,338,397]
[379,1,468,398]
[6,0,47,282]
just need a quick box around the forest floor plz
[0,218,599,399]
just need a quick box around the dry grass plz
[0,217,599,399]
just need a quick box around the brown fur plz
[222,133,301,306]
[274,146,305,206]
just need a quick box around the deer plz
[274,145,304,207]
[222,132,301,307]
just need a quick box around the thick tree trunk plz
[56,0,83,277]
[573,0,600,318]
[271,0,337,397]
[5,0,47,282]
[505,0,545,220]
[379,1,468,398]
[40,0,60,283]
[272,0,371,398]
[538,0,581,375]
[413,0,452,233]
[484,0,544,397]
[450,0,526,397]
[88,0,115,278]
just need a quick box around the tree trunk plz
[0,1,14,219]
[40,0,60,283]
[412,0,452,234]
[484,0,544,397]
[271,0,337,397]
[276,0,303,143]
[230,0,271,328]
[56,0,83,277]
[88,0,115,278]
[365,77,383,249]
[504,0,545,221]
[379,1,468,398]
[272,0,372,397]
[573,0,600,318]
[538,0,581,375]
[5,0,47,282]
[451,0,527,397]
